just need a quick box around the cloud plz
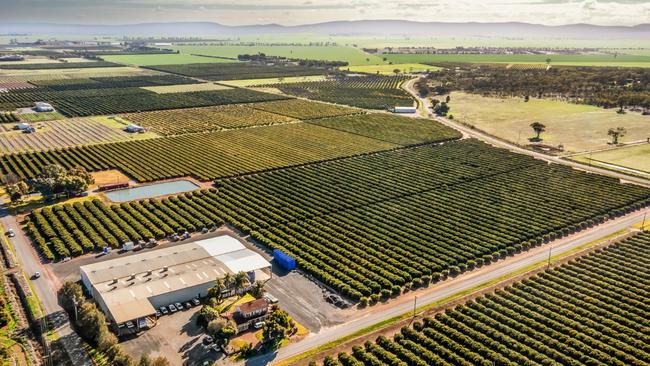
[0,0,648,25]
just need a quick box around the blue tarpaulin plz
[273,249,297,271]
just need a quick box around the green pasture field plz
[18,112,65,122]
[170,45,383,65]
[329,36,650,49]
[570,144,650,176]
[383,53,650,67]
[449,92,650,153]
[341,63,439,75]
[102,53,236,66]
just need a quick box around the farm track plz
[402,78,650,188]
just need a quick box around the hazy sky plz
[1,0,649,26]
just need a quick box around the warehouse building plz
[80,235,271,334]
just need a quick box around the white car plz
[6,229,15,238]
[32,272,40,279]
[264,293,279,304]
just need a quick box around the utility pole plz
[413,296,417,319]
[547,247,552,269]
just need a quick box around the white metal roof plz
[217,249,271,274]
[81,235,271,323]
[195,235,246,256]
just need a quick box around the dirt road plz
[401,78,650,188]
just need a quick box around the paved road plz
[401,78,650,188]
[245,208,649,366]
[0,204,94,366]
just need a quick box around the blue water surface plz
[105,180,199,202]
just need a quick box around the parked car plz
[335,300,350,309]
[159,306,169,315]
[254,321,265,329]
[191,298,200,306]
[126,321,134,329]
[325,294,341,304]
[168,304,177,313]
[175,302,184,310]
[184,301,192,309]
[264,293,279,304]
[155,310,162,318]
[6,229,15,238]
[202,335,213,345]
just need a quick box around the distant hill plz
[1,20,649,39]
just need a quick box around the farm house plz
[79,235,271,335]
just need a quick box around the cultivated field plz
[170,45,383,65]
[0,57,61,65]
[33,88,286,117]
[323,231,650,365]
[310,113,461,145]
[101,53,236,66]
[24,139,650,297]
[219,75,326,87]
[0,117,156,153]
[123,104,297,135]
[211,139,649,300]
[140,83,231,94]
[571,144,650,176]
[264,75,414,109]
[383,53,650,68]
[0,61,120,70]
[0,67,161,83]
[341,63,439,75]
[0,122,398,182]
[249,99,362,119]
[449,92,650,153]
[144,62,326,81]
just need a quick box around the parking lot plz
[120,305,223,366]
[264,268,350,332]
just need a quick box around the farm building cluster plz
[80,235,271,335]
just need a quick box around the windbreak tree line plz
[424,64,650,109]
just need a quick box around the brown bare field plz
[90,170,130,187]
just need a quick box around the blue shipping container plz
[273,249,297,271]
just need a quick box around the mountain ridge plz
[1,20,648,39]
